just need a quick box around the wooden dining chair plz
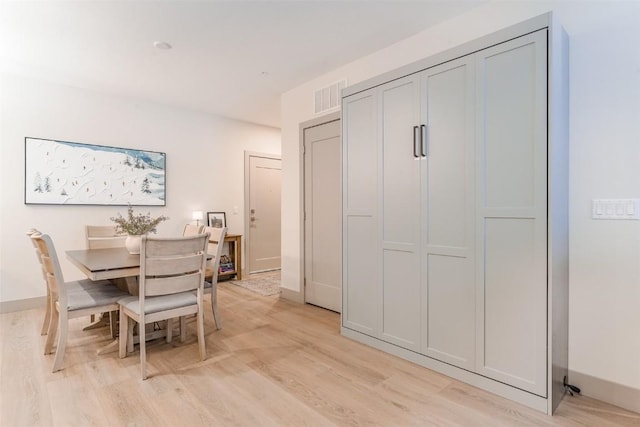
[118,233,209,380]
[27,228,54,335]
[85,225,127,249]
[27,228,99,336]
[202,226,228,330]
[29,230,129,372]
[183,224,203,236]
[85,225,126,330]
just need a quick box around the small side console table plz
[220,234,242,280]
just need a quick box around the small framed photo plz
[207,211,226,228]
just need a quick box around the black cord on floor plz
[564,375,582,396]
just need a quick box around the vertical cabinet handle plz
[421,124,428,157]
[413,126,420,158]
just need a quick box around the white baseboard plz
[342,326,550,413]
[0,296,46,314]
[568,370,640,414]
[280,287,303,303]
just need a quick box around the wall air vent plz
[314,80,347,115]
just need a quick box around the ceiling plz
[1,1,484,128]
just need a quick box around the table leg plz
[97,338,119,355]
[236,236,242,280]
[101,322,170,356]
[83,313,109,331]
[112,276,139,295]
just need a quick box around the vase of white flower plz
[111,206,169,254]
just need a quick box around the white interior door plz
[304,118,341,312]
[247,154,281,273]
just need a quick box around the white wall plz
[280,0,640,393]
[0,73,280,304]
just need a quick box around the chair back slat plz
[204,226,225,254]
[86,225,126,249]
[27,229,48,281]
[144,272,202,297]
[204,226,225,242]
[144,237,207,257]
[183,224,203,236]
[202,226,228,282]
[145,255,203,277]
[45,271,60,295]
[33,236,49,257]
[41,257,61,295]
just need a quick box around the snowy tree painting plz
[25,137,166,205]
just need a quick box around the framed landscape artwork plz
[24,137,166,206]
[207,212,226,228]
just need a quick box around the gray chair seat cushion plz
[66,280,128,311]
[119,292,197,315]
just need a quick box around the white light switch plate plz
[592,199,640,220]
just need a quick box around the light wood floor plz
[1,279,638,426]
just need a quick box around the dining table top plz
[66,246,215,282]
[66,247,140,281]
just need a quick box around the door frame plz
[244,151,282,275]
[299,111,341,305]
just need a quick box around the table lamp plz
[192,211,203,227]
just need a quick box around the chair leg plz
[52,313,68,372]
[179,316,186,342]
[119,309,128,359]
[109,311,118,339]
[166,319,173,344]
[41,289,51,335]
[139,320,147,380]
[211,285,222,330]
[44,309,59,355]
[197,310,206,361]
[127,321,134,354]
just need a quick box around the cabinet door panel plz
[421,57,475,368]
[425,63,472,249]
[382,77,421,244]
[342,91,379,335]
[382,248,421,349]
[344,93,378,213]
[379,76,422,350]
[483,218,545,385]
[475,30,547,396]
[343,216,378,333]
[426,254,474,367]
[483,43,538,209]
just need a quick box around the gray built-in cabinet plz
[341,13,569,414]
